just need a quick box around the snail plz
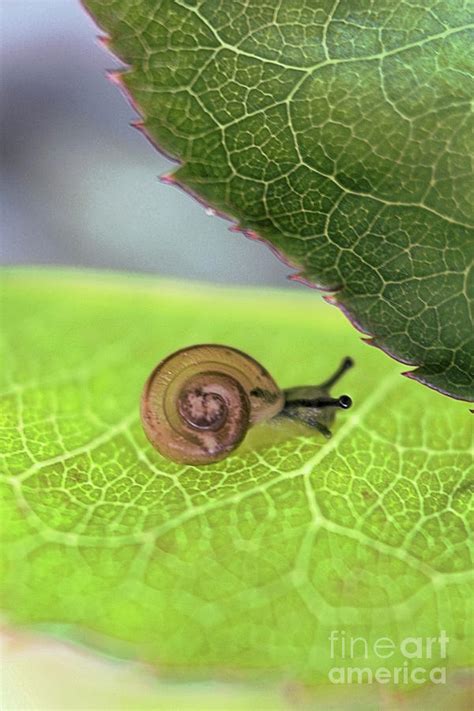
[140,345,353,465]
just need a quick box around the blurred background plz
[1,0,303,287]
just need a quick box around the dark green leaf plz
[83,0,474,401]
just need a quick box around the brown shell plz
[140,344,284,465]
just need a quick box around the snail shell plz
[140,345,284,465]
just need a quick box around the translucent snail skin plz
[140,344,353,465]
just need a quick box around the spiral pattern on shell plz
[140,345,284,464]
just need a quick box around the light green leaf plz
[82,0,474,401]
[1,269,472,689]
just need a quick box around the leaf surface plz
[1,269,472,686]
[82,0,474,401]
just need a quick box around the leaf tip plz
[160,173,176,186]
[106,70,124,87]
[97,34,111,50]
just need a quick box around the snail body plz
[141,345,353,465]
